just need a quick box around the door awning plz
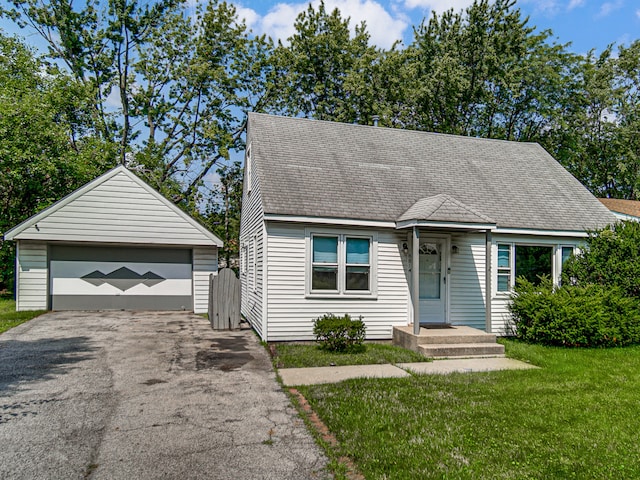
[396,194,496,231]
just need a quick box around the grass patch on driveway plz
[0,297,46,334]
[297,340,640,479]
[272,343,430,368]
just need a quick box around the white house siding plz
[193,247,218,314]
[16,241,48,311]
[239,159,265,338]
[14,171,213,245]
[490,233,583,334]
[265,223,409,341]
[449,233,487,330]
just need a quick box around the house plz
[239,113,616,342]
[598,198,640,221]
[4,165,222,312]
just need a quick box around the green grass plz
[298,340,640,479]
[0,297,46,334]
[272,343,430,368]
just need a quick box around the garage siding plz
[193,247,218,314]
[13,170,215,245]
[16,242,48,311]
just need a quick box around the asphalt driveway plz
[0,311,329,479]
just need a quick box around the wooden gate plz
[208,268,241,330]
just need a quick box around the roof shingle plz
[248,113,616,232]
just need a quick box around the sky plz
[231,0,640,53]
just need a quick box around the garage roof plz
[4,165,223,247]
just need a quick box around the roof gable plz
[5,165,223,246]
[398,194,495,225]
[248,113,616,232]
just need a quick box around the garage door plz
[50,245,192,310]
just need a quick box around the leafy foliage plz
[313,313,366,353]
[0,33,115,290]
[509,277,640,347]
[563,221,640,296]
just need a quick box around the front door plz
[419,239,447,324]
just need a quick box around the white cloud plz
[567,0,585,11]
[636,8,640,18]
[233,1,409,49]
[235,6,260,29]
[403,0,475,13]
[598,0,623,17]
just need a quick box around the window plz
[312,236,338,290]
[497,243,567,293]
[561,246,574,266]
[497,244,511,292]
[241,244,248,275]
[245,143,252,193]
[252,235,257,292]
[515,245,553,285]
[309,232,374,295]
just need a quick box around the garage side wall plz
[16,241,48,311]
[193,247,218,314]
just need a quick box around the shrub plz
[313,313,366,352]
[509,276,640,347]
[563,221,640,297]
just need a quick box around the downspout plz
[485,229,492,333]
[412,226,420,335]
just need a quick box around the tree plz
[0,32,115,290]
[201,161,243,269]
[4,0,273,209]
[397,0,574,140]
[271,1,380,124]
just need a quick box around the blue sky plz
[232,0,639,53]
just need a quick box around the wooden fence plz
[208,268,241,330]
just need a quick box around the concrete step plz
[416,333,498,345]
[418,342,505,359]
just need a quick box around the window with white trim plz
[309,233,373,295]
[240,243,248,275]
[497,243,560,292]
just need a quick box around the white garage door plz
[50,245,192,310]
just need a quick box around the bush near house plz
[313,313,366,352]
[509,277,640,347]
[510,221,640,347]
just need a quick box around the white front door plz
[419,239,448,324]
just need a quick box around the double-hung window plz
[497,244,511,292]
[310,232,374,295]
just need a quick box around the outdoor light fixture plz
[402,242,409,255]
[452,245,459,254]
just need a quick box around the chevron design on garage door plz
[81,267,166,291]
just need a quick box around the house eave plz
[263,214,397,228]
[492,227,590,238]
[395,220,496,231]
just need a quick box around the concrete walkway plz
[279,357,538,386]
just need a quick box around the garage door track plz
[0,311,329,479]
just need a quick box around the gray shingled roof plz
[398,194,495,225]
[248,113,616,232]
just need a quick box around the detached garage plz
[4,165,223,313]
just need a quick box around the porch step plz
[418,342,505,359]
[392,325,505,359]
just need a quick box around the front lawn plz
[0,296,46,334]
[272,343,430,368]
[298,340,640,479]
